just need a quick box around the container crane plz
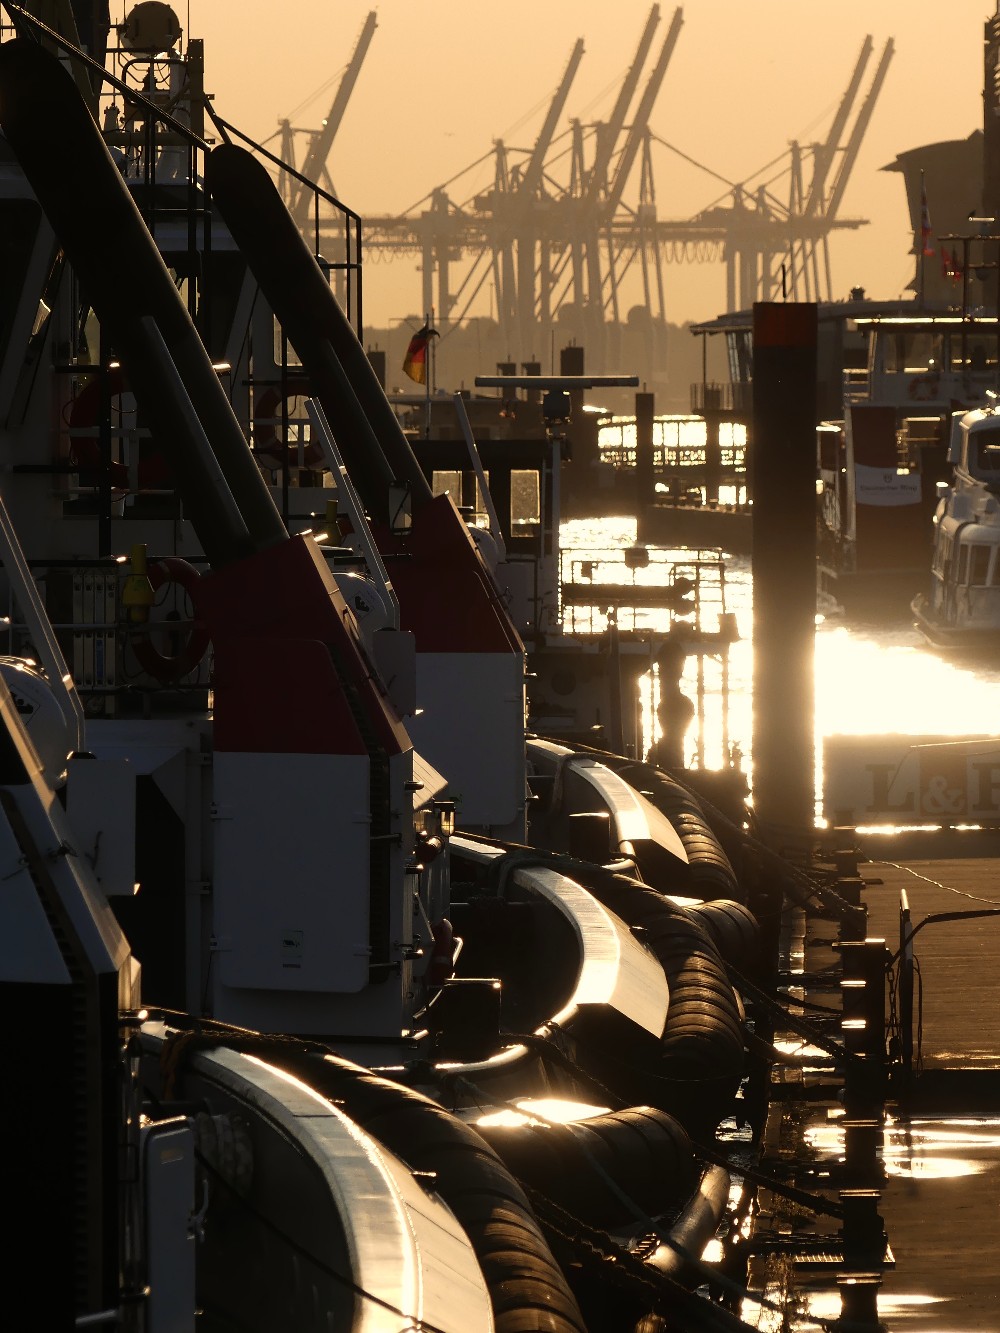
[280,10,377,226]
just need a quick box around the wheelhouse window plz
[957,543,970,585]
[726,330,752,386]
[511,469,540,536]
[950,334,998,373]
[968,428,1000,481]
[431,470,491,526]
[933,531,952,577]
[880,330,944,375]
[970,544,992,586]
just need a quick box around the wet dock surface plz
[863,853,1000,1070]
[860,851,1000,1330]
[748,846,1000,1331]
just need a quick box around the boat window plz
[432,470,461,503]
[726,330,752,386]
[511,469,540,534]
[950,334,998,373]
[430,469,491,525]
[882,330,944,375]
[957,543,970,584]
[968,428,1000,479]
[933,531,951,577]
[970,544,992,585]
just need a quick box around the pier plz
[864,847,1000,1330]
[747,833,1000,1330]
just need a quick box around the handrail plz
[1,3,210,149]
[305,399,400,630]
[206,109,361,226]
[0,488,85,752]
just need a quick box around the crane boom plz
[519,37,585,198]
[291,10,377,221]
[605,6,683,215]
[825,38,894,222]
[803,36,872,218]
[585,4,661,202]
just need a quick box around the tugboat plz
[0,11,764,1330]
[912,401,1000,651]
[816,309,994,618]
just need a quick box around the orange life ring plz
[68,368,170,488]
[132,557,211,684]
[252,383,324,470]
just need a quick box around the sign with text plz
[824,734,1000,825]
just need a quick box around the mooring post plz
[751,302,818,851]
[898,889,914,1078]
[635,390,655,520]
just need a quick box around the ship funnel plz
[206,145,434,522]
[0,39,287,569]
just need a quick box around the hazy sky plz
[169,1,989,326]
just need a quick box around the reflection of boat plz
[912,404,1000,652]
[0,14,762,1329]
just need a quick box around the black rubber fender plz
[573,876,746,1136]
[476,1105,699,1229]
[618,766,741,901]
[276,1052,588,1333]
[685,899,760,967]
[544,740,743,903]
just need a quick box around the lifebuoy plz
[424,916,456,988]
[252,383,324,470]
[68,368,170,489]
[908,371,941,402]
[132,557,211,683]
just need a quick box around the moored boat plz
[912,401,1000,652]
[0,14,763,1329]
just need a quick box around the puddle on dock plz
[747,1115,1000,1330]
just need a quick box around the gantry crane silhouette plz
[275,7,892,362]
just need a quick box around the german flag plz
[402,323,438,384]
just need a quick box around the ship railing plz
[842,369,870,404]
[597,416,747,473]
[689,381,752,415]
[1,6,363,332]
[558,545,730,638]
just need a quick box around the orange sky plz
[172,0,989,326]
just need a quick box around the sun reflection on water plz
[561,518,1000,812]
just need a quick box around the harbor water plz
[561,515,1000,827]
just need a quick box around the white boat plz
[817,311,996,617]
[0,12,760,1330]
[912,403,1000,651]
[686,302,997,617]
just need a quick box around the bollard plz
[835,1271,885,1332]
[840,939,888,1117]
[839,940,887,1060]
[841,1117,884,1187]
[839,1188,887,1269]
[837,876,866,907]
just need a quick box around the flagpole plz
[922,169,933,306]
[424,308,432,440]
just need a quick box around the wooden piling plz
[751,302,817,845]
